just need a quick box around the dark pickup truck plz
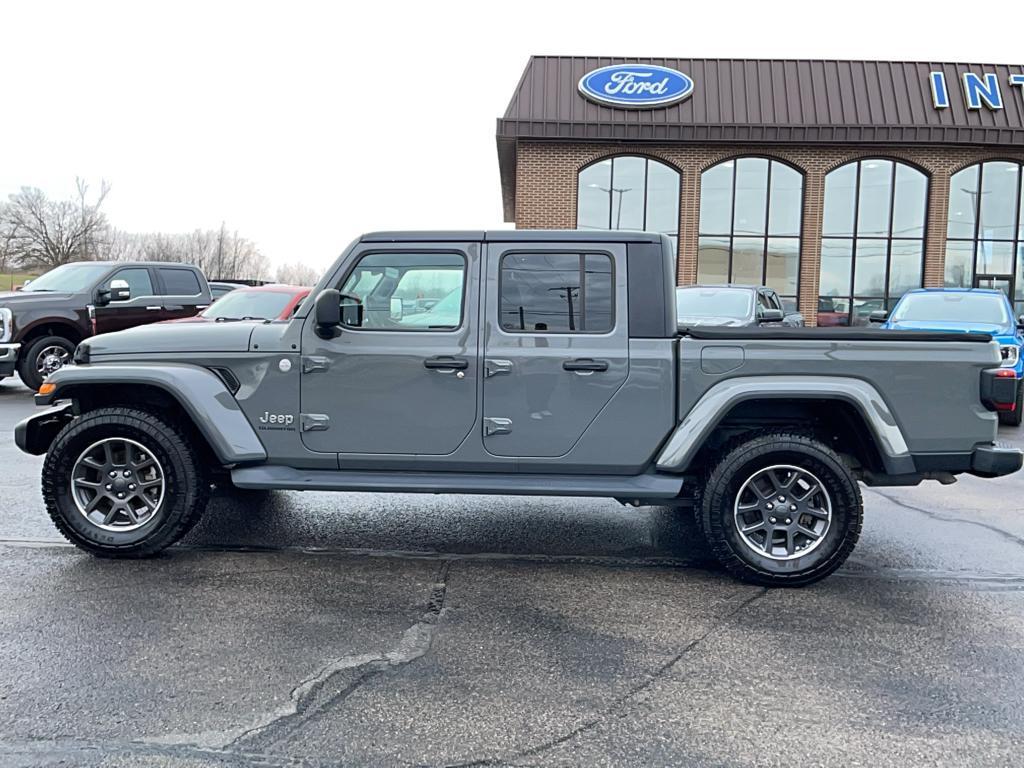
[14,231,1024,586]
[0,261,211,390]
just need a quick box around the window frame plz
[697,156,804,302]
[819,158,930,326]
[335,249,469,334]
[575,155,680,253]
[497,250,617,336]
[945,159,1024,313]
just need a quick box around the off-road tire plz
[997,381,1023,427]
[18,334,76,392]
[698,431,863,587]
[42,407,210,557]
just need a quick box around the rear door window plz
[158,268,202,296]
[499,253,613,333]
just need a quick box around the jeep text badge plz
[578,64,694,108]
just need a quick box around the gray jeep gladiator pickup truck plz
[14,231,1023,586]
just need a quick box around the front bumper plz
[14,403,74,455]
[971,444,1024,478]
[0,343,20,376]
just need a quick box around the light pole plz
[588,183,633,229]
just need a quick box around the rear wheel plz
[18,335,76,392]
[698,431,863,587]
[997,381,1023,427]
[42,407,210,557]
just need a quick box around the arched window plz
[819,159,927,326]
[697,157,803,305]
[577,156,680,252]
[946,160,1024,314]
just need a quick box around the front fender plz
[33,363,267,464]
[655,375,913,474]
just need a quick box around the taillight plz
[981,368,1019,411]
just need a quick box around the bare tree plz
[275,261,319,286]
[99,226,271,281]
[4,179,110,269]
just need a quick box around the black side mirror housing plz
[340,293,364,327]
[757,308,784,324]
[868,310,889,324]
[1017,314,1024,332]
[314,289,342,338]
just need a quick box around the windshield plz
[20,263,111,293]
[891,292,1010,326]
[203,290,296,321]
[677,288,753,319]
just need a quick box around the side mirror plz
[389,297,404,321]
[757,308,784,324]
[1017,314,1024,332]
[314,289,341,338]
[868,310,889,324]
[97,279,131,306]
[340,293,364,327]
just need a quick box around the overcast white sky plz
[1,0,1021,271]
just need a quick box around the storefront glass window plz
[819,159,927,326]
[946,161,1024,315]
[697,157,803,304]
[577,156,680,253]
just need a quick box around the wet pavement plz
[0,376,1022,766]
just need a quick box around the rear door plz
[156,267,208,321]
[92,267,161,334]
[481,242,629,458]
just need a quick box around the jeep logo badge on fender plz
[578,63,694,108]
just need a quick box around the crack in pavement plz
[868,489,1024,549]
[445,587,768,768]
[213,559,453,754]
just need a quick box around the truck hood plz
[0,290,78,307]
[886,319,1009,335]
[86,321,256,357]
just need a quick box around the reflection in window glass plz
[341,252,465,331]
[946,161,1024,302]
[499,253,613,333]
[819,159,927,326]
[577,157,680,244]
[697,157,803,304]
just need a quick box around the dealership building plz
[495,57,1024,325]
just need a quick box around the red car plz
[164,284,311,324]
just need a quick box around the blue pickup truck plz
[874,288,1024,426]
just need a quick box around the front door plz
[481,242,629,458]
[92,267,162,334]
[299,242,480,456]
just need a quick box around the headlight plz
[1001,345,1021,367]
[0,308,11,343]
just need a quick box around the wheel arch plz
[36,364,267,465]
[656,376,914,476]
[18,320,85,348]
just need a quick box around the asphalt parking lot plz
[0,378,1022,767]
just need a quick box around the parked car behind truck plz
[0,261,211,391]
[676,285,804,328]
[873,288,1024,426]
[15,231,1023,587]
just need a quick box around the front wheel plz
[42,407,210,557]
[698,432,863,587]
[18,335,76,392]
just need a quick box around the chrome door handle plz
[146,306,162,311]
[563,358,609,372]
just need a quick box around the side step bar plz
[230,465,684,499]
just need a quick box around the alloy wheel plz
[70,438,166,531]
[733,464,832,560]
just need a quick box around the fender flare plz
[655,375,913,474]
[36,363,267,464]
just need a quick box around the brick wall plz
[513,141,1024,325]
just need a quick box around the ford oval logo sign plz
[578,64,694,108]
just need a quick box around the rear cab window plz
[158,268,202,297]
